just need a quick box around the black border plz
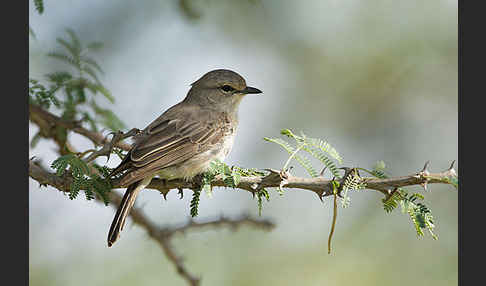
[459,1,485,285]
[7,0,28,285]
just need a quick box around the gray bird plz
[107,69,262,247]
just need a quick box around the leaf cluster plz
[361,162,438,239]
[339,168,366,208]
[29,29,125,151]
[265,129,442,242]
[264,129,342,178]
[50,154,112,205]
[189,159,270,217]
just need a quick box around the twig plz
[167,215,275,237]
[328,192,337,254]
[83,128,140,163]
[29,103,131,151]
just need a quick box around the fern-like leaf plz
[90,101,126,131]
[264,137,318,177]
[65,29,82,55]
[81,56,104,74]
[190,189,201,217]
[305,137,343,164]
[48,52,80,69]
[56,38,80,60]
[302,145,341,178]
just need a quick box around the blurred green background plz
[29,1,457,285]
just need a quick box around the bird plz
[107,69,262,247]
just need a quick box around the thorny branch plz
[29,103,457,201]
[29,157,457,203]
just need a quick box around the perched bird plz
[107,69,262,247]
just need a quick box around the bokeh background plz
[29,1,458,285]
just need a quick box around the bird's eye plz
[220,85,234,92]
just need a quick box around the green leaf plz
[46,71,73,84]
[81,65,102,84]
[30,132,42,148]
[50,154,90,179]
[190,189,201,217]
[48,52,80,69]
[56,38,79,59]
[81,56,104,74]
[90,100,126,131]
[69,179,83,200]
[34,0,44,14]
[264,137,318,177]
[29,26,36,39]
[256,189,270,216]
[86,42,104,51]
[65,29,82,54]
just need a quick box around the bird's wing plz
[112,103,225,186]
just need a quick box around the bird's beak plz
[242,86,262,94]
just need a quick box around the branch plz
[29,103,132,151]
[29,157,457,203]
[30,104,457,199]
[29,104,457,285]
[30,159,273,286]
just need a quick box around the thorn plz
[448,160,456,171]
[178,188,184,200]
[162,192,167,200]
[421,161,430,174]
[319,166,328,177]
[285,166,294,173]
[317,191,324,203]
[421,182,428,192]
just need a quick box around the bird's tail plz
[107,176,152,247]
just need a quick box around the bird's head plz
[185,69,262,113]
